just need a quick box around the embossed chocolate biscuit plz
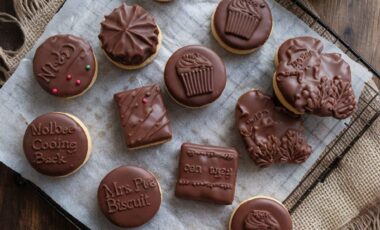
[114,84,172,149]
[23,112,92,176]
[97,166,161,228]
[33,34,97,98]
[212,0,272,53]
[164,45,227,107]
[175,143,239,205]
[99,4,161,69]
[236,90,311,167]
[229,196,292,230]
[274,36,356,119]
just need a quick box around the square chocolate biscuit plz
[114,84,172,149]
[175,143,239,205]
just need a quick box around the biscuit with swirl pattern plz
[99,4,162,70]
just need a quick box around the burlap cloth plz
[0,0,379,229]
[291,117,380,229]
[0,0,65,85]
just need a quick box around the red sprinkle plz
[51,88,59,94]
[142,98,148,104]
[66,74,72,80]
[76,80,81,85]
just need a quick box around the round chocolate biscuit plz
[164,45,227,107]
[23,112,91,177]
[212,0,273,54]
[33,34,97,98]
[229,196,292,230]
[97,166,162,228]
[274,36,356,119]
[99,4,161,69]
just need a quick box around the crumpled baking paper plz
[0,0,372,229]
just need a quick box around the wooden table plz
[1,0,379,229]
[309,0,380,72]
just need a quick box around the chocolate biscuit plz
[114,84,172,149]
[175,143,239,205]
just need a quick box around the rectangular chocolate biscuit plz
[114,84,172,149]
[175,143,239,205]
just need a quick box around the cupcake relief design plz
[226,0,265,40]
[212,0,272,54]
[164,45,226,107]
[229,197,292,230]
[244,210,280,230]
[175,53,214,97]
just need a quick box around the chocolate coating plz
[97,166,161,228]
[23,112,89,176]
[230,197,292,230]
[275,36,356,119]
[164,45,226,107]
[236,90,311,167]
[33,35,96,97]
[175,143,239,205]
[99,4,160,66]
[213,0,272,50]
[114,84,172,149]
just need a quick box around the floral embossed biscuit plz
[33,35,97,98]
[229,196,292,230]
[99,4,162,70]
[212,0,273,54]
[235,89,311,167]
[273,36,356,119]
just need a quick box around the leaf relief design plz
[303,76,356,119]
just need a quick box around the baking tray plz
[4,0,380,228]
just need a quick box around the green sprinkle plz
[85,64,91,71]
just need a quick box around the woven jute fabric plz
[0,0,65,86]
[289,113,380,229]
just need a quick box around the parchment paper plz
[0,0,372,229]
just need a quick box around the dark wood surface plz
[309,0,380,72]
[0,0,379,229]
[0,163,78,229]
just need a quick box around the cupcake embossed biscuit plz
[164,45,227,107]
[33,34,97,98]
[236,90,311,167]
[212,0,273,54]
[229,196,292,230]
[99,4,162,70]
[273,36,356,119]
